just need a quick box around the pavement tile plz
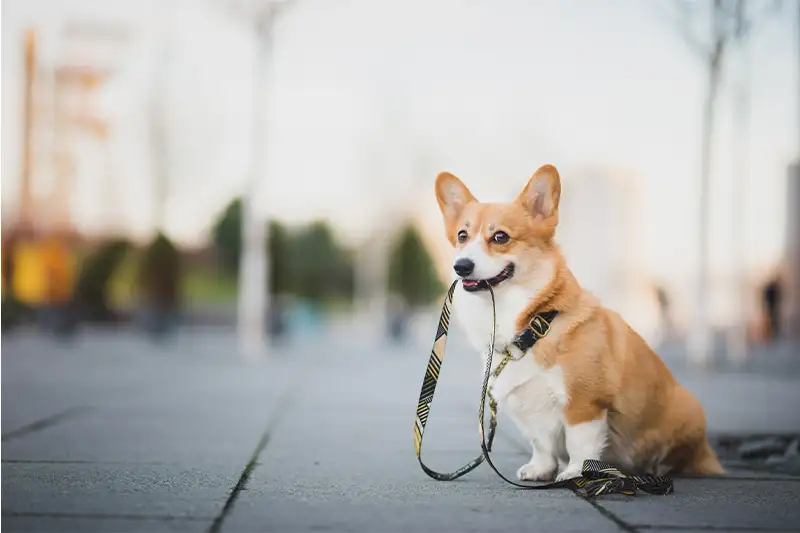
[3,330,800,533]
[1,515,208,533]
[597,477,800,531]
[1,462,230,519]
[223,496,619,533]
[1,403,277,466]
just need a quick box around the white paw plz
[555,463,584,482]
[516,461,555,481]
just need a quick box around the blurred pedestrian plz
[387,294,409,344]
[655,284,674,342]
[763,275,783,343]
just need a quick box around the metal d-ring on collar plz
[413,279,675,497]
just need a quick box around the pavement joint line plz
[1,406,94,442]
[581,497,639,533]
[207,384,299,533]
[1,511,213,522]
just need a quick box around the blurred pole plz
[237,5,283,358]
[788,161,800,338]
[19,28,37,232]
[689,0,723,369]
[239,32,268,357]
[790,2,800,338]
[727,0,750,364]
[354,77,410,341]
[150,38,171,235]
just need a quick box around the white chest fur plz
[452,283,533,354]
[452,283,569,452]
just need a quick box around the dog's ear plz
[435,172,477,235]
[516,164,561,226]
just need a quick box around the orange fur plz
[434,165,724,477]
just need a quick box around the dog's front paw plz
[516,461,555,482]
[555,463,584,482]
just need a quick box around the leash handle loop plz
[414,281,490,481]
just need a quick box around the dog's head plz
[434,164,561,293]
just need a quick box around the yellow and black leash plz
[413,280,674,497]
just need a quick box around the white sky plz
[2,0,798,286]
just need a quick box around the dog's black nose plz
[453,258,475,277]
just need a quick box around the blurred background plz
[1,0,799,367]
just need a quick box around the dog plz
[434,164,724,481]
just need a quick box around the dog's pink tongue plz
[462,280,478,287]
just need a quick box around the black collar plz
[510,310,559,353]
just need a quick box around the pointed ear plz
[435,171,477,224]
[516,164,561,224]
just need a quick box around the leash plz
[413,279,674,497]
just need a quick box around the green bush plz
[287,221,354,302]
[138,232,181,309]
[211,198,242,275]
[73,239,131,321]
[210,199,356,303]
[388,223,443,308]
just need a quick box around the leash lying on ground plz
[413,280,674,497]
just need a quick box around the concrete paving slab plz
[3,329,800,533]
[596,477,800,531]
[1,515,208,533]
[224,497,621,533]
[1,399,284,465]
[1,462,231,518]
[643,530,797,533]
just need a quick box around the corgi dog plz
[434,164,724,482]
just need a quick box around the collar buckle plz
[528,314,552,338]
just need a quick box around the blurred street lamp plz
[222,0,291,358]
[355,76,422,341]
[149,36,173,235]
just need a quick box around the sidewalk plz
[2,327,799,532]
[656,336,800,378]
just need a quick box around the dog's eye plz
[492,231,510,244]
[457,230,468,243]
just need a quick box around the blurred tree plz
[388,223,443,308]
[289,221,354,302]
[138,232,181,310]
[73,239,131,322]
[211,197,242,275]
[210,201,355,304]
[212,199,293,297]
[659,0,785,364]
[137,232,181,338]
[268,220,290,295]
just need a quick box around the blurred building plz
[557,168,657,341]
[6,25,130,238]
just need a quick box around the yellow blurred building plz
[10,238,76,306]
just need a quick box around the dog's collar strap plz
[511,310,559,353]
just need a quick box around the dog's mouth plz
[461,263,515,292]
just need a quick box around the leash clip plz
[505,347,526,362]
